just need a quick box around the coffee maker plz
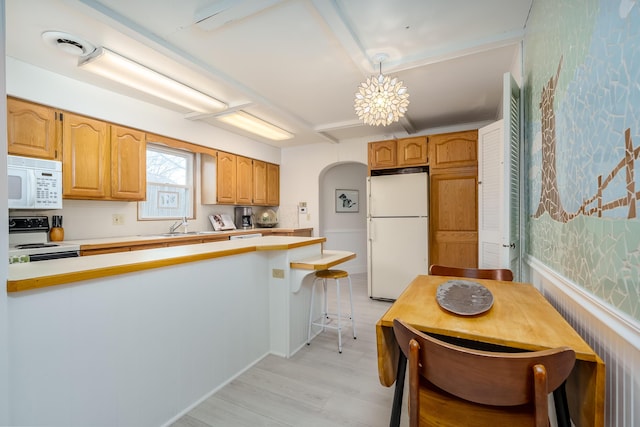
[234,207,253,229]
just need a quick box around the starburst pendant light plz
[354,55,409,126]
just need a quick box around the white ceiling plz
[6,0,532,148]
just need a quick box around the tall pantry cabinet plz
[428,130,478,268]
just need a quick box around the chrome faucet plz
[169,216,188,233]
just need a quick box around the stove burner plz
[15,243,59,249]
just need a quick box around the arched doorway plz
[318,161,367,274]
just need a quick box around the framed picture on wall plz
[335,189,359,213]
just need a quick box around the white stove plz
[9,216,80,263]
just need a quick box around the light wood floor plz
[170,273,409,427]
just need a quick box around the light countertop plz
[7,235,325,293]
[64,228,313,250]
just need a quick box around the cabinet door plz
[368,139,396,169]
[236,155,253,205]
[253,160,268,205]
[216,151,236,204]
[7,97,59,160]
[429,167,478,268]
[111,125,146,200]
[266,163,280,206]
[429,130,478,169]
[62,113,110,199]
[397,136,428,166]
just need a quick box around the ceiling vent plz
[42,31,95,57]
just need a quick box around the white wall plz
[6,58,282,239]
[0,1,10,423]
[279,138,369,232]
[527,257,640,427]
[9,253,270,427]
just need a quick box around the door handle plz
[502,243,516,249]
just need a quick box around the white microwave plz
[7,155,63,209]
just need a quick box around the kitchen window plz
[138,144,194,219]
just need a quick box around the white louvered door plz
[478,72,521,279]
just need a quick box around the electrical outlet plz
[272,268,285,279]
[112,214,124,225]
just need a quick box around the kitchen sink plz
[151,231,223,237]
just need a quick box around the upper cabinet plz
[110,125,146,200]
[7,97,60,160]
[369,139,397,170]
[62,113,110,199]
[236,155,253,205]
[253,160,280,206]
[253,160,268,205]
[62,112,145,201]
[368,136,428,171]
[429,130,477,169]
[266,163,280,206]
[206,151,279,206]
[216,151,237,204]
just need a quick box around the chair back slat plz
[429,264,514,281]
[393,319,575,407]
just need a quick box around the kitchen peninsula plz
[6,236,352,426]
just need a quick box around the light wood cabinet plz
[62,113,110,199]
[266,163,280,206]
[397,136,428,166]
[253,160,268,205]
[428,130,479,268]
[62,113,146,200]
[216,151,237,204]
[110,125,146,200]
[368,139,397,169]
[252,161,279,206]
[368,136,428,171]
[209,153,279,206]
[429,130,477,169]
[236,155,253,205]
[7,97,60,160]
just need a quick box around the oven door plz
[8,166,35,209]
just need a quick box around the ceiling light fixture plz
[78,47,227,114]
[216,111,293,141]
[354,54,409,126]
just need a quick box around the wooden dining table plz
[376,275,605,427]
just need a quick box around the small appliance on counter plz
[255,208,278,228]
[234,206,253,229]
[8,215,80,263]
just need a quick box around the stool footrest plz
[307,270,357,353]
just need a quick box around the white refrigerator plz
[367,172,429,300]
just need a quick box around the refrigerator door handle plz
[369,218,375,241]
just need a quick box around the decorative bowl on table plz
[256,209,278,228]
[436,280,494,316]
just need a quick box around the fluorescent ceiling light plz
[216,111,293,141]
[78,47,226,114]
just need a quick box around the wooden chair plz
[393,319,576,427]
[429,264,514,281]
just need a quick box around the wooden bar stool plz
[307,269,356,353]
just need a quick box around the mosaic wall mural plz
[524,0,640,322]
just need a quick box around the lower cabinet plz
[429,167,478,268]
